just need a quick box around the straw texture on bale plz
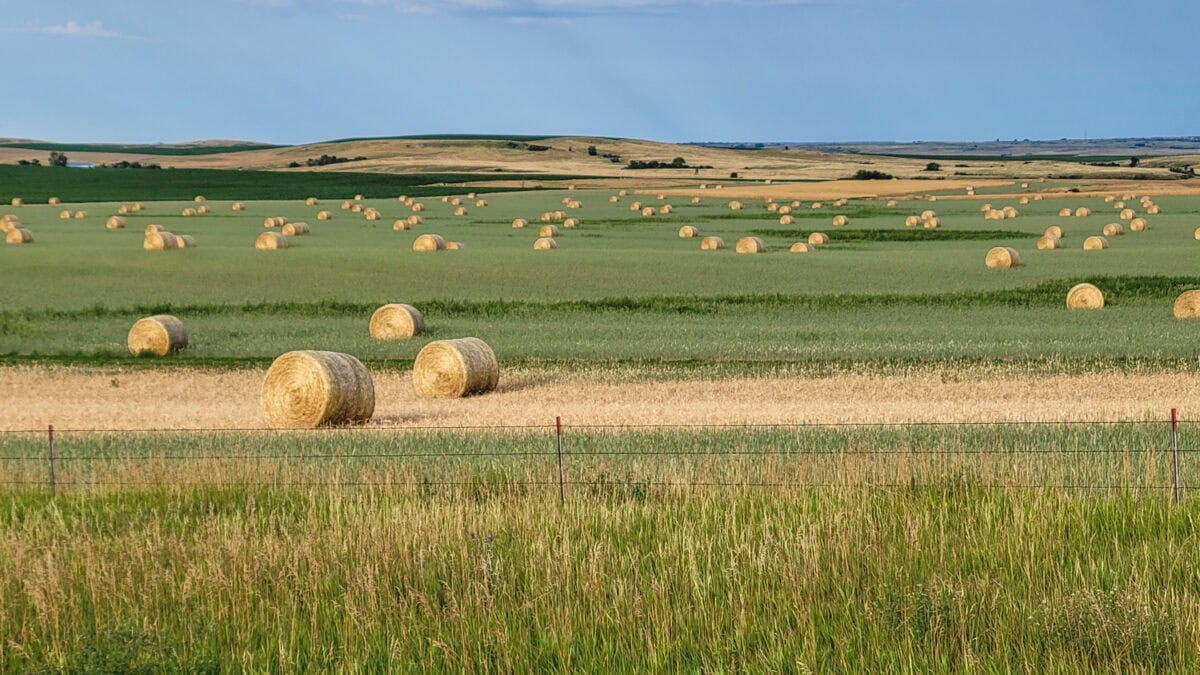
[768,203,779,213]
[563,218,580,228]
[182,208,197,217]
[1130,218,1149,232]
[282,222,310,236]
[534,237,557,250]
[984,246,1021,269]
[317,211,332,220]
[407,215,423,226]
[678,225,700,238]
[1102,223,1124,237]
[1002,207,1019,218]
[59,210,71,220]
[369,304,425,340]
[392,220,409,232]
[263,217,284,228]
[539,225,560,238]
[342,201,352,210]
[127,315,188,356]
[832,215,849,227]
[778,206,792,215]
[175,235,197,249]
[412,338,499,399]
[6,228,33,244]
[411,203,424,212]
[351,204,363,213]
[808,232,830,246]
[450,198,462,207]
[255,232,289,250]
[261,351,375,429]
[194,196,206,203]
[921,210,937,220]
[306,197,318,206]
[1083,236,1108,250]
[641,207,655,217]
[629,202,641,211]
[365,208,381,221]
[512,218,528,229]
[789,242,815,253]
[659,205,672,215]
[905,215,920,227]
[700,236,725,251]
[48,197,60,205]
[735,237,766,254]
[1044,225,1063,239]
[1194,228,1200,241]
[1075,207,1091,217]
[106,216,127,230]
[1066,283,1104,310]
[445,242,465,251]
[355,194,365,201]
[728,201,742,211]
[1147,205,1161,215]
[413,234,446,252]
[923,218,940,229]
[779,215,795,225]
[197,206,210,215]
[609,196,619,203]
[475,200,488,208]
[74,211,87,220]
[1036,235,1061,250]
[453,207,467,217]
[1173,291,1200,319]
[118,205,129,214]
[1119,209,1134,220]
[1059,208,1072,217]
[232,202,245,211]
[10,198,22,207]
[144,231,177,251]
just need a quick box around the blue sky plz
[0,0,1196,144]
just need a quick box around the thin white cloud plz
[340,0,838,16]
[0,20,129,39]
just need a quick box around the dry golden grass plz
[4,366,1196,431]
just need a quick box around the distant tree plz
[730,172,739,178]
[924,162,941,172]
[671,157,686,168]
[587,145,598,156]
[1129,156,1140,167]
[853,169,894,180]
[48,151,68,167]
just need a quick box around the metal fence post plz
[556,416,565,506]
[1172,408,1181,505]
[48,424,56,494]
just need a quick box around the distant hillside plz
[784,137,1200,159]
[0,140,279,156]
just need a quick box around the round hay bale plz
[1130,218,1149,232]
[659,205,673,215]
[657,193,665,200]
[1102,223,1124,237]
[790,242,815,253]
[609,196,620,203]
[1033,195,1043,201]
[1044,225,1064,239]
[1083,236,1108,250]
[1147,205,1161,215]
[145,224,163,235]
[984,246,1021,269]
[263,217,281,228]
[412,203,425,212]
[539,224,560,237]
[413,338,499,399]
[629,202,642,211]
[317,211,332,221]
[1075,207,1091,217]
[73,211,88,220]
[540,212,553,222]
[1174,291,1200,319]
[1066,283,1104,310]
[59,210,71,220]
[887,200,898,207]
[106,216,127,230]
[413,234,446,252]
[127,315,187,356]
[791,201,801,208]
[194,196,206,204]
[364,208,382,221]
[48,197,61,205]
[351,204,364,214]
[342,200,353,210]
[175,235,197,249]
[678,225,700,238]
[691,197,701,204]
[735,236,766,254]
[534,237,557,250]
[1119,209,1134,220]
[232,202,245,211]
[197,206,210,215]
[1002,206,1019,218]
[778,206,792,215]
[700,236,725,251]
[641,207,655,217]
[355,194,365,202]
[512,218,528,229]
[1114,201,1126,209]
[475,199,488,208]
[441,196,451,204]
[369,304,425,340]
[1019,197,1030,205]
[393,220,409,232]
[118,205,130,214]
[407,215,423,226]
[728,201,743,211]
[923,218,940,229]
[10,198,23,207]
[921,210,937,220]
[563,217,580,228]
[467,192,477,199]
[1194,227,1200,240]
[1105,196,1116,203]
[305,197,318,206]
[985,209,1006,221]
[619,190,628,197]
[143,231,177,250]
[767,203,779,213]
[182,208,197,217]
[261,351,375,428]
[808,232,830,246]
[832,215,849,227]
[1036,235,1061,250]
[445,242,465,251]
[904,215,920,227]
[553,211,566,221]
[6,228,33,244]
[255,232,289,250]
[1058,208,1072,217]
[780,215,795,225]
[450,198,462,207]
[282,222,310,236]
[811,202,823,209]
[453,207,468,217]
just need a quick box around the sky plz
[0,0,1197,145]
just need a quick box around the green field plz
[3,187,1200,370]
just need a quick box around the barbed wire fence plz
[0,411,1188,502]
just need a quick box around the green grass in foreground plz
[0,426,1195,671]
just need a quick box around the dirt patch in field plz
[3,366,1195,431]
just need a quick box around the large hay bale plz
[364,208,382,221]
[127,315,188,356]
[413,234,446,252]
[407,215,423,226]
[450,197,462,207]
[175,234,197,249]
[778,206,792,215]
[563,217,581,228]
[452,207,467,217]
[342,200,353,210]
[59,210,71,220]
[132,203,144,212]
[1066,283,1104,310]
[512,218,528,229]
[145,224,163,235]
[305,197,319,206]
[1058,208,1072,217]
[194,196,206,204]
[1119,209,1134,220]
[1174,291,1200,319]
[106,216,127,230]
[1130,218,1149,232]
[735,236,766,254]
[808,232,830,246]
[283,222,310,236]
[48,197,61,205]
[355,194,365,201]
[1075,207,1091,217]
[539,225,560,237]
[629,202,642,211]
[73,211,88,220]
[369,304,425,339]
[232,202,245,211]
[261,351,375,428]
[678,225,700,238]
[411,203,425,212]
[921,210,937,220]
[700,236,725,251]
[767,203,779,213]
[659,205,673,215]
[641,207,656,217]
[1147,205,1161,215]
[10,198,22,207]
[1036,235,1061,250]
[1105,196,1116,203]
[609,196,620,203]
[904,215,920,227]
[317,211,332,221]
[619,190,628,197]
[351,204,363,213]
[392,220,409,232]
[467,192,477,199]
[5,228,33,244]
[446,242,465,251]
[1083,236,1108,250]
[832,215,849,227]
[534,237,557,250]
[182,208,197,217]
[1194,227,1200,241]
[728,201,743,211]
[1102,223,1124,237]
[923,218,940,229]
[197,206,210,215]
[118,205,130,214]
[475,199,489,208]
[980,203,993,213]
[887,200,897,207]
[984,246,1020,269]
[144,231,177,250]
[780,215,795,225]
[263,216,285,228]
[255,232,289,250]
[413,338,499,399]
[1002,206,1019,218]
[1044,225,1064,239]
[1019,197,1030,205]
[789,242,815,253]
